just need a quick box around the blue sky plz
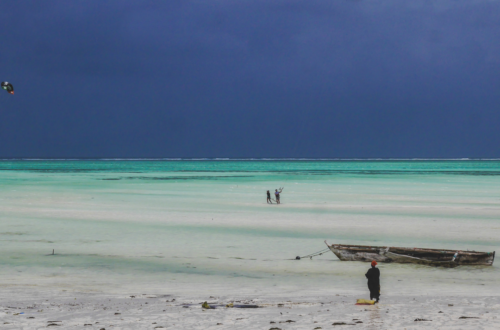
[1,1,499,158]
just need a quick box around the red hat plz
[371,260,377,266]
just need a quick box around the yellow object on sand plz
[202,301,212,309]
[356,299,375,305]
[226,303,234,308]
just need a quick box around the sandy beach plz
[1,288,499,329]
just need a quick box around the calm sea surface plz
[0,160,499,296]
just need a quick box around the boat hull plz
[327,245,390,262]
[325,241,495,267]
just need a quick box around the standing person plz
[365,260,380,303]
[275,188,283,204]
[267,190,273,204]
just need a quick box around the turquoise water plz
[0,160,499,296]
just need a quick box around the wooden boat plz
[324,241,495,267]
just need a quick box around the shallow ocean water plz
[0,160,498,297]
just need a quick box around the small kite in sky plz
[1,82,14,95]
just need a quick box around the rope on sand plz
[295,248,330,260]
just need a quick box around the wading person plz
[267,190,273,204]
[275,188,283,204]
[365,260,380,303]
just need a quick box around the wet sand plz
[1,289,498,329]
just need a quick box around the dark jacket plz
[365,266,380,292]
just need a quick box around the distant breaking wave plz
[6,158,500,161]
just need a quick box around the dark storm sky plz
[1,1,500,158]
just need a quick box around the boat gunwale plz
[384,251,458,265]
